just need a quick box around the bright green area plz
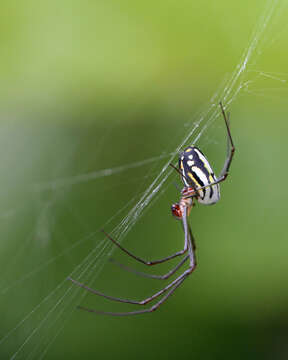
[0,1,287,359]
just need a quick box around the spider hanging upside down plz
[68,102,235,316]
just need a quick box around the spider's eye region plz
[171,203,182,219]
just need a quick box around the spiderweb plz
[0,0,287,358]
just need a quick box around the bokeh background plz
[0,0,287,359]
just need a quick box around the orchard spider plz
[68,102,235,316]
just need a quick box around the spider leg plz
[219,102,235,178]
[181,103,235,198]
[170,103,235,201]
[109,254,190,280]
[78,276,187,316]
[101,228,188,266]
[183,176,227,197]
[68,267,190,306]
[182,172,232,200]
[107,214,193,280]
[72,207,197,316]
[169,163,200,197]
[68,257,191,306]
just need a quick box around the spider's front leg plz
[101,227,188,266]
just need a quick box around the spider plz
[68,102,235,316]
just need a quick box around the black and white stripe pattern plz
[179,146,220,205]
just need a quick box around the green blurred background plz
[0,0,288,359]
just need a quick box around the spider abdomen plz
[179,146,220,205]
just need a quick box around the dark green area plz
[0,1,287,359]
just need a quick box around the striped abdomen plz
[179,146,220,205]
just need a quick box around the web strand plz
[1,1,283,358]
